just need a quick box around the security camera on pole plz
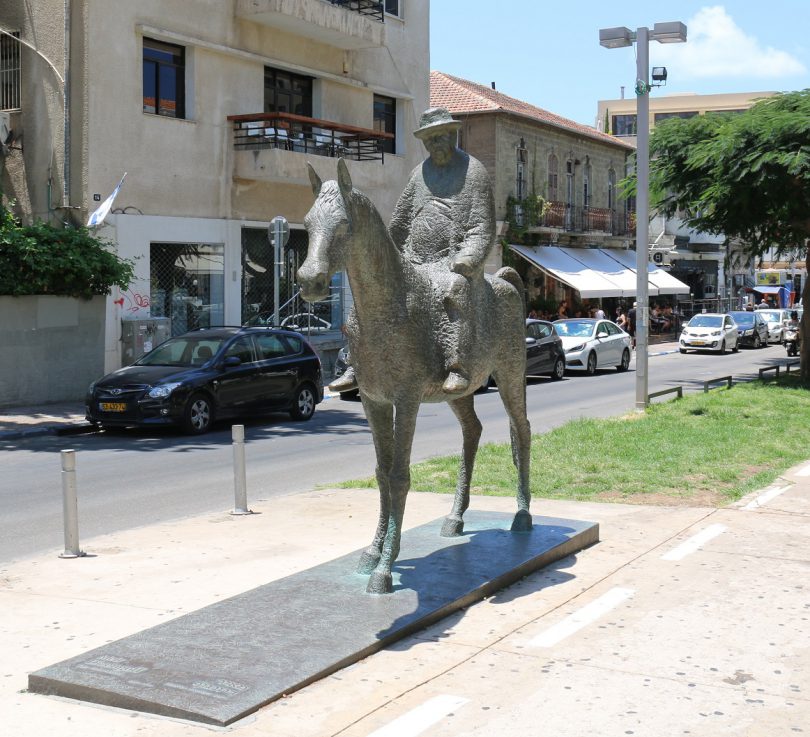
[267,216,290,326]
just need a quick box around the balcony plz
[228,112,393,162]
[236,0,385,50]
[512,200,634,237]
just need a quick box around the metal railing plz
[327,0,384,22]
[228,112,393,162]
[515,201,634,236]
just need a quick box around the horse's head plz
[298,159,354,302]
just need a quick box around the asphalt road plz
[0,344,789,563]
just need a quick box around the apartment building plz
[596,90,780,304]
[0,0,429,372]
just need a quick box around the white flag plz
[87,173,127,227]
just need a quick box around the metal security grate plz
[150,243,225,336]
[0,31,21,111]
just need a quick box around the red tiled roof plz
[430,70,633,150]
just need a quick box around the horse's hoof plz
[441,516,464,537]
[510,509,533,532]
[366,571,393,595]
[357,548,381,574]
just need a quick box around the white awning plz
[509,245,626,298]
[603,249,690,295]
[509,245,691,298]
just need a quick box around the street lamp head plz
[651,66,668,83]
[599,26,634,49]
[651,21,687,43]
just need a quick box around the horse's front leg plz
[441,394,482,537]
[367,399,419,595]
[357,396,394,575]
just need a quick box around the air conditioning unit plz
[650,250,672,267]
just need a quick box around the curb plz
[0,422,97,442]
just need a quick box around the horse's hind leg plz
[358,397,394,574]
[494,369,533,531]
[441,394,482,537]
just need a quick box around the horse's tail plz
[494,266,525,313]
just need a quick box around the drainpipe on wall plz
[62,0,71,211]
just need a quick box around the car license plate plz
[99,402,127,412]
[692,340,706,345]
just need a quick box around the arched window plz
[608,168,617,211]
[547,153,558,201]
[583,160,592,208]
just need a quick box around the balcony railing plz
[227,112,393,162]
[512,200,634,237]
[327,0,384,22]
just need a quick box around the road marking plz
[661,523,727,560]
[528,587,634,648]
[742,485,791,510]
[794,463,810,477]
[366,695,470,737]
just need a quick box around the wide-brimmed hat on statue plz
[413,107,462,139]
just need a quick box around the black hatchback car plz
[86,327,324,434]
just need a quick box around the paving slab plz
[28,511,598,726]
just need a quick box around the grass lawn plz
[336,376,810,507]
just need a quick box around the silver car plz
[758,308,793,344]
[553,318,632,375]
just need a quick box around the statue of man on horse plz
[330,107,496,395]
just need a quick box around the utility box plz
[121,318,171,366]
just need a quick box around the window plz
[547,153,558,201]
[654,111,698,124]
[224,336,256,364]
[607,169,616,210]
[516,139,527,200]
[583,160,592,208]
[264,66,312,117]
[143,38,185,118]
[611,114,636,136]
[0,31,21,111]
[255,333,290,360]
[373,93,396,154]
[384,0,401,16]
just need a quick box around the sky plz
[429,1,810,127]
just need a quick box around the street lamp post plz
[599,21,687,411]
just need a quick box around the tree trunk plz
[802,244,810,385]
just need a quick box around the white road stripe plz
[661,523,727,560]
[743,485,791,510]
[528,587,635,648]
[366,695,470,737]
[794,463,810,477]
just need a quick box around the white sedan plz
[679,313,739,354]
[553,318,632,375]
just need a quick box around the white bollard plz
[230,425,253,515]
[59,449,85,558]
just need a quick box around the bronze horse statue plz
[298,160,532,594]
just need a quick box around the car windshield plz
[688,315,722,328]
[555,321,595,338]
[136,337,225,367]
[729,313,754,326]
[759,311,781,324]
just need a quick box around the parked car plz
[553,318,632,375]
[757,308,797,344]
[727,310,770,348]
[86,327,324,434]
[525,319,566,380]
[679,313,739,354]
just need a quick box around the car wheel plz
[753,335,762,349]
[290,383,317,421]
[719,340,726,355]
[550,357,566,380]
[679,347,687,354]
[182,392,214,434]
[617,349,630,372]
[732,342,739,353]
[585,351,597,376]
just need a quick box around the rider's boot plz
[442,365,470,394]
[329,365,358,393]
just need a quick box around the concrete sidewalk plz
[2,464,809,736]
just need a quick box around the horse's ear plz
[307,163,322,196]
[337,158,353,200]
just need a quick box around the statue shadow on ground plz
[374,523,578,645]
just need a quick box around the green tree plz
[642,89,810,380]
[0,205,134,299]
